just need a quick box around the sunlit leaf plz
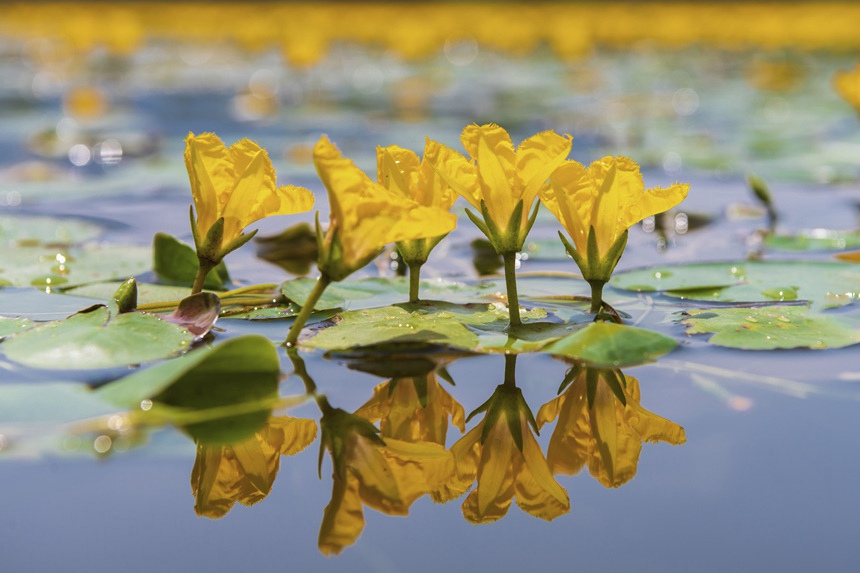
[612,261,860,309]
[1,305,193,369]
[543,322,678,366]
[681,305,860,350]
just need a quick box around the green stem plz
[191,259,216,295]
[589,280,605,314]
[503,353,518,388]
[285,273,332,347]
[502,252,522,327]
[408,263,422,303]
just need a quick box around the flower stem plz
[408,263,422,303]
[503,252,522,327]
[191,259,216,295]
[589,280,605,314]
[285,273,332,347]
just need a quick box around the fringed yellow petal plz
[265,416,319,456]
[418,140,460,211]
[466,124,516,227]
[424,137,480,209]
[475,415,517,519]
[318,474,365,557]
[516,130,572,208]
[545,160,592,254]
[516,429,570,521]
[432,425,481,503]
[191,445,239,518]
[377,147,415,199]
[185,132,230,238]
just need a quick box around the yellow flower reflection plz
[542,156,689,312]
[434,356,569,523]
[376,142,459,302]
[833,63,860,112]
[355,371,466,445]
[184,132,314,292]
[190,416,318,518]
[536,364,686,488]
[318,406,454,556]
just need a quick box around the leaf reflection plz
[537,362,686,488]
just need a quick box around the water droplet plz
[93,435,112,454]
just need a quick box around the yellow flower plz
[426,123,572,254]
[541,156,688,312]
[833,63,860,112]
[317,407,454,555]
[536,365,686,488]
[354,372,466,445]
[184,132,315,263]
[190,416,318,518]
[434,379,569,523]
[376,142,459,266]
[313,135,458,281]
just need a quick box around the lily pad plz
[0,287,111,320]
[0,244,152,289]
[0,316,34,338]
[1,305,193,369]
[65,281,194,306]
[0,214,103,245]
[611,261,860,309]
[681,305,860,350]
[304,300,583,354]
[543,322,678,367]
[765,230,860,251]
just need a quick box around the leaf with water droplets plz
[0,305,194,369]
[612,261,860,309]
[681,305,860,350]
[0,244,152,290]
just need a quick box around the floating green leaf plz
[152,232,229,290]
[764,230,860,252]
[612,261,860,308]
[97,335,283,443]
[0,287,111,320]
[543,322,678,367]
[0,316,34,338]
[1,305,193,369]
[681,305,860,350]
[304,300,578,354]
[0,244,152,289]
[0,215,103,245]
[65,281,193,306]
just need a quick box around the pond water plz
[2,4,860,572]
